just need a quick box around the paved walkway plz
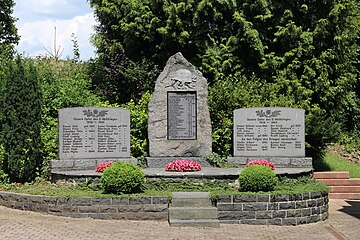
[0,199,359,240]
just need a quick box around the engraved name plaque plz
[167,91,197,140]
[59,107,130,160]
[234,107,305,157]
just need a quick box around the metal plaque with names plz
[167,91,197,140]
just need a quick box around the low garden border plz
[216,191,329,225]
[0,191,328,225]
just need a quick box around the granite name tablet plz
[234,107,305,157]
[59,107,130,160]
[167,91,197,140]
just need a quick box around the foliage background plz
[0,0,359,182]
[89,0,360,157]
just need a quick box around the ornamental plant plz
[239,165,279,192]
[165,160,202,172]
[95,161,113,172]
[100,162,145,194]
[246,159,275,170]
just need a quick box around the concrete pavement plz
[0,199,359,240]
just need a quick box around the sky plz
[14,0,97,60]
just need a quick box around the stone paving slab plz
[0,199,359,240]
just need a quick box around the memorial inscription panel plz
[234,107,305,157]
[59,107,130,160]
[167,91,197,140]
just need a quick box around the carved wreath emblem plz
[83,109,108,117]
[165,69,197,90]
[256,110,281,118]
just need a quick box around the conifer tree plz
[1,57,43,182]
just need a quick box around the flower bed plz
[165,160,202,172]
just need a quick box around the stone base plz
[50,158,137,171]
[146,157,212,168]
[227,157,313,168]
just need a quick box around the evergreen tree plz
[90,0,359,155]
[1,57,43,182]
[0,0,19,53]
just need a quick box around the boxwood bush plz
[238,165,279,192]
[100,162,145,194]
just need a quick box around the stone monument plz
[51,107,135,171]
[229,107,312,168]
[147,52,212,167]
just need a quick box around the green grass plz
[1,177,329,199]
[322,152,360,178]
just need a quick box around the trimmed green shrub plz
[1,56,43,183]
[100,162,145,194]
[238,165,279,192]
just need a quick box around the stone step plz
[169,207,218,220]
[330,186,360,193]
[171,192,212,207]
[169,219,220,228]
[328,193,360,200]
[317,178,360,186]
[313,171,350,179]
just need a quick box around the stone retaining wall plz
[0,192,169,221]
[0,191,328,225]
[216,191,328,225]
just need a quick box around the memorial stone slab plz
[148,52,212,158]
[58,107,130,160]
[233,107,305,157]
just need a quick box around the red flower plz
[246,159,275,170]
[96,161,113,172]
[165,160,202,172]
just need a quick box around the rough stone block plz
[257,194,270,202]
[255,211,272,219]
[144,204,168,212]
[68,197,92,206]
[295,201,307,209]
[218,211,255,220]
[306,200,317,207]
[286,209,302,218]
[240,219,269,225]
[217,203,234,211]
[78,205,99,213]
[234,195,257,203]
[99,205,117,213]
[279,202,295,210]
[152,196,170,204]
[272,210,286,218]
[268,218,282,225]
[217,195,232,203]
[282,218,297,226]
[301,208,312,217]
[129,197,151,205]
[243,203,268,211]
[271,194,290,202]
[112,197,129,205]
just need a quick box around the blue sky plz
[14,0,96,60]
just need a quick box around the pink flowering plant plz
[165,160,202,172]
[96,161,113,172]
[246,159,275,170]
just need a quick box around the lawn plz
[321,152,360,178]
[0,177,329,199]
